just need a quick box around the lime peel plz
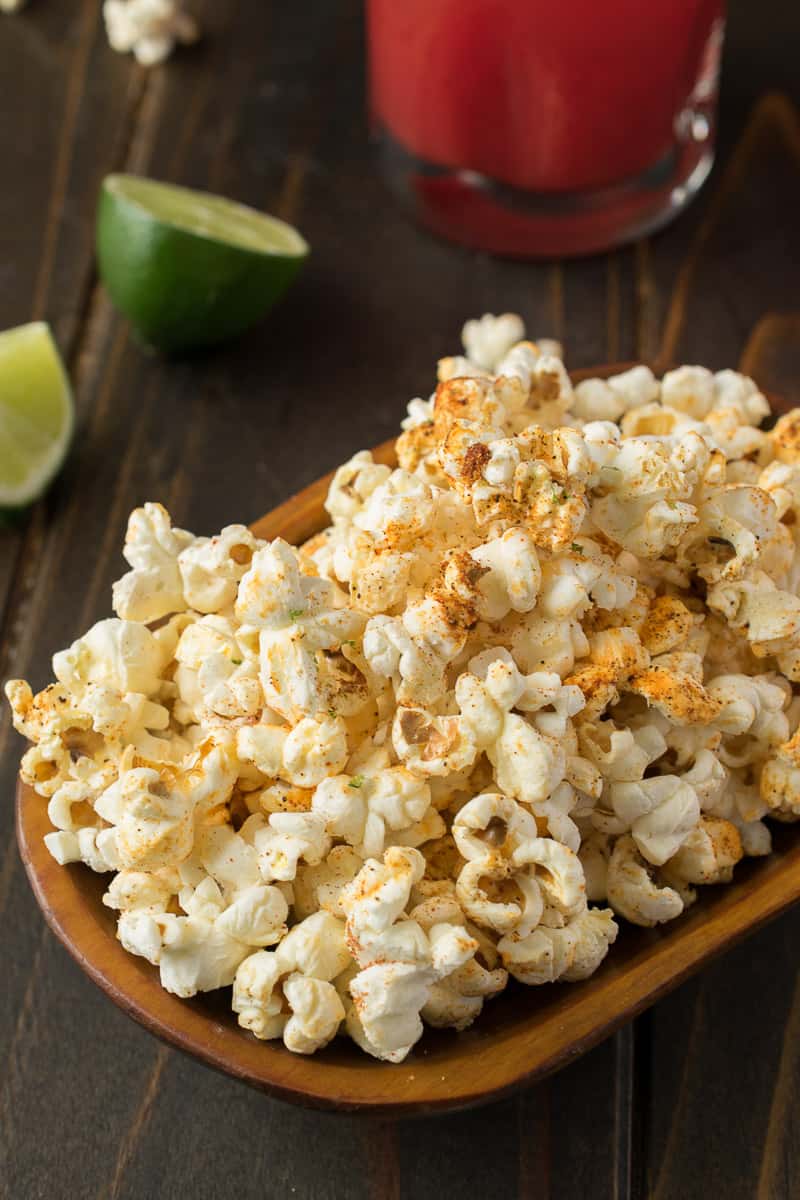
[97,174,309,353]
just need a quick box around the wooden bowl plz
[15,368,800,1115]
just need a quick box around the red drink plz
[367,0,725,257]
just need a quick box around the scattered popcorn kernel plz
[103,0,199,66]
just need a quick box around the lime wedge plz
[0,322,74,507]
[97,174,309,353]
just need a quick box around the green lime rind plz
[0,322,74,508]
[97,175,309,354]
[0,504,35,529]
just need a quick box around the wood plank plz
[0,0,144,723]
[107,1052,376,1200]
[0,15,149,1178]
[646,94,800,373]
[642,114,800,1191]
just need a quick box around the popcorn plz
[313,766,432,857]
[41,831,81,866]
[231,951,286,1040]
[392,706,476,777]
[103,869,178,915]
[760,753,800,819]
[231,915,348,1052]
[566,627,650,719]
[538,545,637,621]
[771,409,800,464]
[660,365,716,420]
[579,832,611,901]
[469,528,541,620]
[364,609,456,706]
[292,845,364,918]
[347,961,434,1062]
[453,657,569,804]
[12,310,799,1061]
[143,912,253,998]
[342,855,487,1057]
[451,794,584,935]
[438,356,489,383]
[451,792,539,863]
[94,766,195,871]
[492,342,572,419]
[661,816,743,885]
[639,594,695,655]
[678,485,780,583]
[410,892,507,1030]
[708,673,789,765]
[253,812,331,882]
[499,612,589,676]
[462,313,526,371]
[53,618,167,697]
[103,0,199,66]
[282,975,345,1054]
[498,906,617,984]
[627,664,720,726]
[326,451,393,522]
[273,912,348,980]
[339,846,428,966]
[178,525,260,613]
[707,575,800,666]
[606,775,700,865]
[112,503,193,621]
[572,366,659,423]
[174,615,262,722]
[237,716,348,788]
[579,719,665,784]
[489,713,565,805]
[606,836,685,927]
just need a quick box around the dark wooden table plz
[1,2,799,1197]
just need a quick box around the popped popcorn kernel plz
[103,0,199,66]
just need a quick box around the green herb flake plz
[665,500,677,511]
[231,658,243,666]
[348,775,365,790]
[288,608,305,621]
[570,543,584,555]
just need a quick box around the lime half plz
[97,175,309,353]
[0,322,74,507]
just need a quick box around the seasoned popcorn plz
[9,311,800,1062]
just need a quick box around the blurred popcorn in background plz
[103,0,199,65]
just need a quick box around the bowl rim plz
[15,362,800,1115]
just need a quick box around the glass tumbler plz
[367,0,725,258]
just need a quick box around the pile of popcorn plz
[9,313,800,1063]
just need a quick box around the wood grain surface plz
[1,0,799,1195]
